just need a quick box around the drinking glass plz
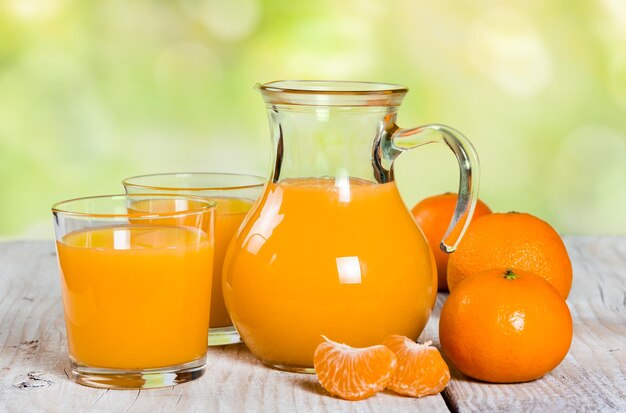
[122,173,264,345]
[52,194,216,389]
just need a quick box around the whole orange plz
[447,212,572,298]
[411,193,492,291]
[439,268,573,383]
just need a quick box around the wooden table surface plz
[0,237,624,412]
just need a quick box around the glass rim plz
[122,172,266,192]
[52,193,217,219]
[258,80,408,95]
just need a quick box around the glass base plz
[208,325,241,346]
[263,362,315,374]
[69,356,206,389]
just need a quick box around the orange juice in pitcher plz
[223,81,480,371]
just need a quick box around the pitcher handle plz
[389,124,480,253]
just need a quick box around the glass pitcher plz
[223,81,479,372]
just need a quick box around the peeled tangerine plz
[313,335,450,401]
[383,335,451,397]
[313,336,397,401]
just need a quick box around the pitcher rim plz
[258,80,408,95]
[258,80,408,106]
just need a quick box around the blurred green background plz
[1,0,625,238]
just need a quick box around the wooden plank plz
[0,241,449,413]
[438,236,626,412]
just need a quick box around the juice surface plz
[223,178,435,368]
[57,225,212,369]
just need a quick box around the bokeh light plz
[466,7,552,97]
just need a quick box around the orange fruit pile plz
[411,193,492,291]
[439,268,573,383]
[313,335,450,401]
[411,194,574,384]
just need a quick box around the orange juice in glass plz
[52,194,215,389]
[123,173,264,345]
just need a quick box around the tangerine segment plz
[314,337,397,401]
[383,335,450,397]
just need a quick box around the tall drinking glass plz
[122,173,264,345]
[53,194,216,389]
